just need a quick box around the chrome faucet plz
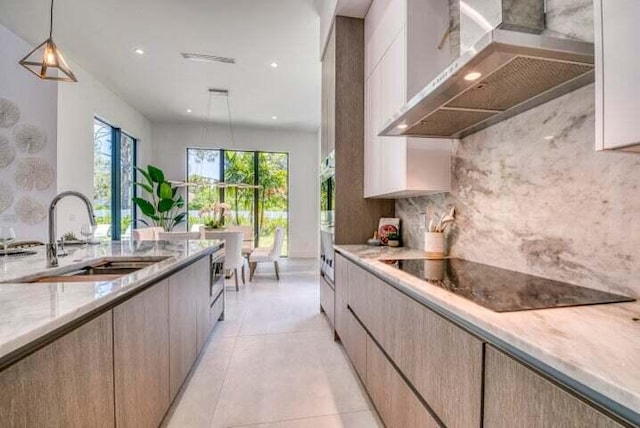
[47,191,97,267]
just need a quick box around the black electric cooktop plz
[381,258,635,312]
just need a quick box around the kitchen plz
[0,0,639,427]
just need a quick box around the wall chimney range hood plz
[380,0,595,139]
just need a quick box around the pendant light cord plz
[49,0,54,38]
[225,96,237,146]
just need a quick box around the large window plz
[187,148,289,255]
[93,118,137,240]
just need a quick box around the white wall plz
[56,61,152,237]
[151,122,320,258]
[0,25,57,241]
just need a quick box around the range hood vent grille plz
[381,30,595,139]
[446,56,594,111]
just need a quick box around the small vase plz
[424,232,445,259]
[388,240,400,248]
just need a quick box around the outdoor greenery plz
[133,165,186,231]
[187,149,289,254]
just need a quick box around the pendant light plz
[19,0,77,82]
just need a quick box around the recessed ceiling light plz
[544,135,554,140]
[272,116,278,120]
[464,71,482,81]
[134,48,145,55]
[397,124,408,130]
[186,109,192,113]
[270,62,278,68]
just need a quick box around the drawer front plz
[366,335,439,428]
[484,346,625,428]
[348,260,483,428]
[334,253,348,338]
[320,275,335,328]
[344,308,367,382]
[383,284,483,428]
[210,292,224,330]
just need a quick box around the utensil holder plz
[424,232,445,259]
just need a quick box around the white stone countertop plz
[0,240,223,365]
[335,245,640,423]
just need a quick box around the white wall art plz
[13,123,46,154]
[14,158,54,191]
[15,196,47,225]
[0,181,15,214]
[0,135,16,168]
[0,97,20,128]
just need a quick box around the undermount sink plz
[21,257,170,283]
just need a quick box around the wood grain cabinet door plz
[0,312,115,427]
[366,335,440,428]
[382,284,483,428]
[169,266,198,398]
[334,253,348,339]
[194,257,212,352]
[114,280,170,428]
[343,308,367,382]
[484,346,626,428]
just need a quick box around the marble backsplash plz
[397,84,640,297]
[396,1,640,297]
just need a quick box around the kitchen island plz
[0,239,224,427]
[332,245,640,428]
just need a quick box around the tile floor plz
[162,259,383,428]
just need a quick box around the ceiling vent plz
[181,52,236,64]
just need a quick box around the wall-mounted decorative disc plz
[15,196,47,225]
[0,135,16,168]
[0,98,20,128]
[14,157,54,191]
[0,181,15,214]
[13,123,47,154]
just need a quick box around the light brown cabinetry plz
[343,308,367,382]
[320,274,335,328]
[0,312,114,427]
[366,335,439,428]
[169,266,198,398]
[334,253,348,339]
[484,346,625,428]
[194,256,212,352]
[114,280,170,428]
[348,260,483,428]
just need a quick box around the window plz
[93,118,137,240]
[186,148,289,255]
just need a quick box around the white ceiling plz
[0,0,321,131]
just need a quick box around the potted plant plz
[132,165,186,231]
[387,232,401,247]
[201,202,231,230]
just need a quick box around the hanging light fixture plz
[19,0,77,82]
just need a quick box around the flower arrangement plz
[201,202,231,229]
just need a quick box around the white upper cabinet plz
[364,0,453,198]
[595,0,640,152]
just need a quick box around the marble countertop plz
[335,245,640,422]
[0,240,223,366]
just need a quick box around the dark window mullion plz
[253,152,259,248]
[111,128,122,240]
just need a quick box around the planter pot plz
[424,232,445,259]
[387,240,400,248]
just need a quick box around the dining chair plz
[228,224,254,259]
[249,227,285,281]
[205,231,244,291]
[132,227,164,240]
[157,231,201,240]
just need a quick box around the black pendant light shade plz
[19,0,77,82]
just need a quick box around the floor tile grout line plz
[226,409,378,428]
[206,330,242,428]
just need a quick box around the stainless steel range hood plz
[380,1,595,139]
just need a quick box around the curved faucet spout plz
[47,191,96,268]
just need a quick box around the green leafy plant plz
[132,165,186,231]
[61,231,79,241]
[387,233,400,241]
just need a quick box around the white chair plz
[209,231,244,291]
[190,224,204,233]
[157,231,201,240]
[94,224,112,239]
[228,225,254,258]
[132,227,163,240]
[249,227,285,281]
